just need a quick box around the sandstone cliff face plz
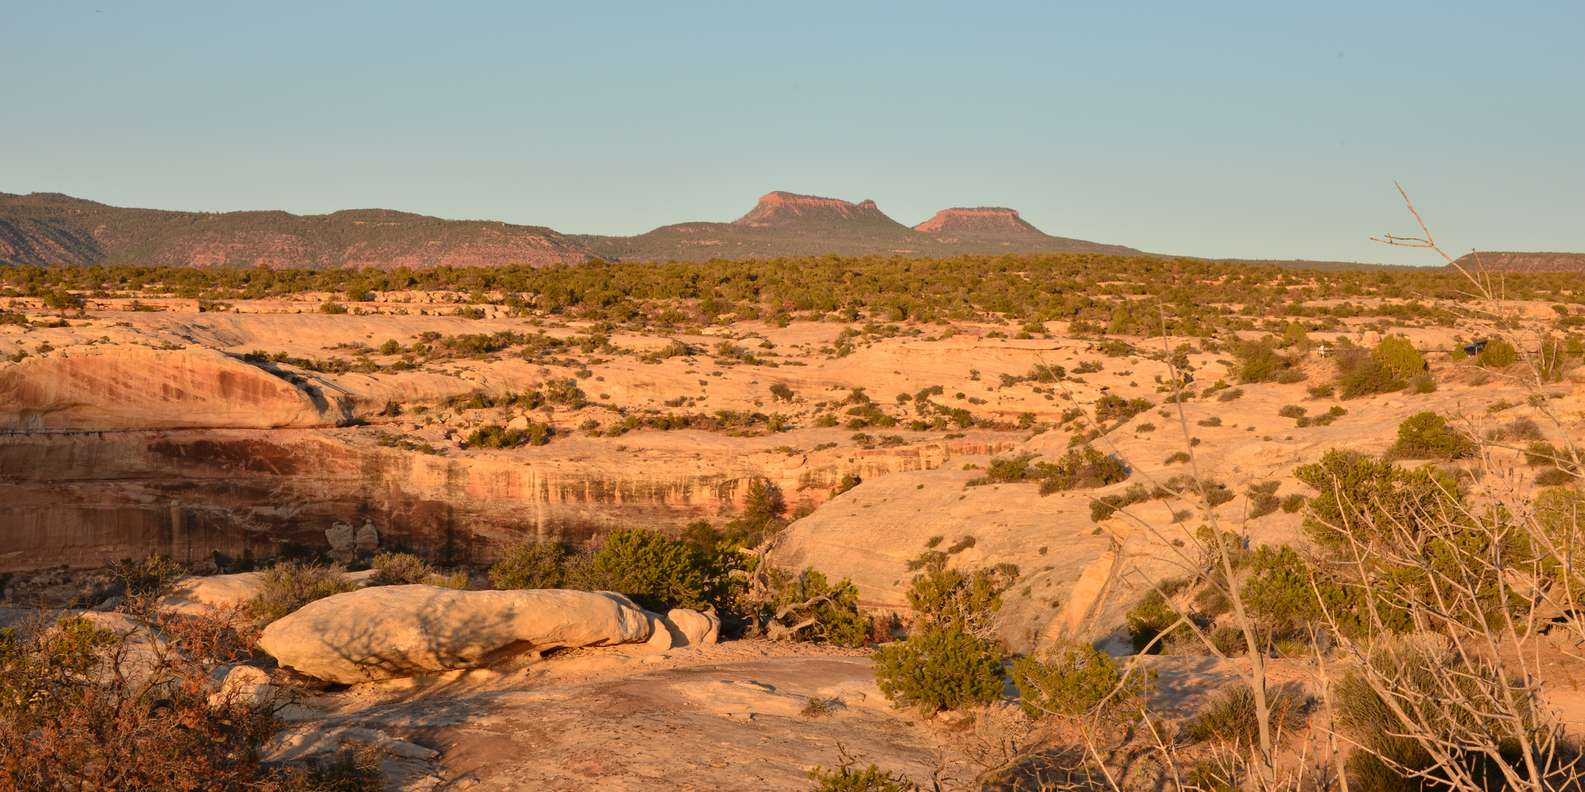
[1,309,1077,571]
[0,347,345,431]
[0,424,1012,572]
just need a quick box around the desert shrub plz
[1294,450,1463,552]
[1093,394,1152,424]
[276,745,385,791]
[0,611,301,790]
[40,290,85,312]
[1534,486,1585,554]
[1232,339,1296,383]
[1125,590,1184,652]
[1207,624,1247,656]
[1538,335,1570,382]
[970,453,1040,485]
[904,553,1017,639]
[109,553,185,598]
[1181,684,1310,750]
[806,760,917,792]
[801,696,841,718]
[751,568,867,647]
[1277,404,1306,420]
[769,382,795,401]
[249,561,358,623]
[1090,483,1151,522]
[1011,641,1145,719]
[1489,417,1544,442]
[1246,481,1281,518]
[488,540,569,590]
[1039,445,1129,493]
[1201,480,1235,507]
[464,422,552,449]
[1163,450,1192,465]
[1215,387,1245,402]
[873,624,1004,714]
[1524,440,1578,472]
[371,551,466,588]
[833,472,862,495]
[1477,337,1518,368]
[1280,493,1306,513]
[1335,346,1406,399]
[592,528,716,611]
[1293,451,1525,634]
[1537,468,1577,486]
[1335,640,1533,792]
[0,617,119,729]
[738,477,786,528]
[1372,335,1426,380]
[1280,321,1310,349]
[371,551,436,585]
[968,446,1127,493]
[319,301,348,314]
[1240,544,1325,636]
[1389,411,1475,460]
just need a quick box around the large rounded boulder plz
[258,586,652,683]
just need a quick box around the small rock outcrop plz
[325,521,379,563]
[209,664,280,710]
[159,571,267,616]
[258,586,653,683]
[665,608,721,647]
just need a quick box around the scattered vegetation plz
[370,552,467,588]
[873,624,1004,714]
[248,561,359,623]
[1388,411,1475,460]
[967,446,1128,495]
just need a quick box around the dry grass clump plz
[248,561,359,623]
[370,552,467,589]
[1181,683,1311,751]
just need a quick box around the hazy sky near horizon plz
[4,1,1582,265]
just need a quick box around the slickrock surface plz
[0,345,343,431]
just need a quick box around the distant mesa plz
[0,192,587,270]
[733,191,905,231]
[913,207,1046,239]
[1,188,1147,268]
[1450,251,1585,273]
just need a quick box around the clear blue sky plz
[4,1,1581,264]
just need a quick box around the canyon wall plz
[0,423,1011,572]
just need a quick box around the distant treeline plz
[2,254,1578,336]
